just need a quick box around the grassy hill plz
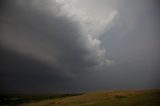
[1,89,160,106]
[20,89,160,106]
[0,94,81,106]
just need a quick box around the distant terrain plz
[0,94,81,106]
[1,89,160,106]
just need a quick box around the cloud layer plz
[1,0,113,72]
[1,0,160,93]
[0,0,116,92]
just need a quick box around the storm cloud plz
[0,0,113,93]
[0,0,160,93]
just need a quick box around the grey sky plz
[0,0,160,93]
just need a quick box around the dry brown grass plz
[21,89,160,106]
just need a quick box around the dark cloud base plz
[0,0,160,93]
[0,46,72,93]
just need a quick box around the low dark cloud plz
[0,0,160,93]
[0,0,108,93]
[0,46,69,93]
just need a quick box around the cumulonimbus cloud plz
[1,0,117,77]
[1,0,160,93]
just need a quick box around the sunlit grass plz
[1,89,160,106]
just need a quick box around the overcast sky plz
[0,0,160,93]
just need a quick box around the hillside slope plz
[21,89,160,106]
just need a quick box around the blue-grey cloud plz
[0,0,111,93]
[0,0,160,93]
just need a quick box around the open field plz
[1,89,160,106]
[0,94,81,106]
